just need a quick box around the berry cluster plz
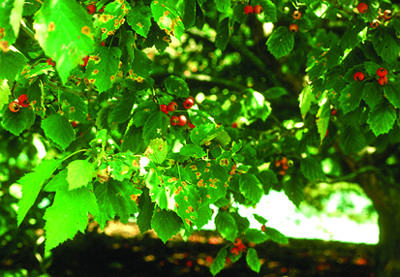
[230,238,246,256]
[275,156,291,176]
[160,97,196,128]
[289,10,301,33]
[353,67,388,86]
[9,94,29,113]
[244,5,263,15]
[360,1,393,28]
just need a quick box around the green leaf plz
[44,185,99,252]
[215,0,230,13]
[145,166,175,210]
[145,138,168,164]
[137,188,154,233]
[142,108,168,143]
[0,0,24,46]
[215,17,230,51]
[132,101,158,127]
[0,80,11,111]
[85,47,122,93]
[363,61,380,77]
[300,86,314,120]
[186,160,228,207]
[215,212,238,242]
[1,104,32,136]
[367,102,396,136]
[257,0,277,22]
[339,82,365,114]
[151,208,182,243]
[384,84,400,108]
[121,124,146,153]
[109,92,136,124]
[67,160,94,190]
[164,76,190,98]
[196,205,213,229]
[246,248,261,273]
[340,21,365,50]
[181,0,196,29]
[210,248,227,276]
[33,0,95,83]
[300,157,325,182]
[141,23,171,53]
[60,92,87,122]
[173,182,199,230]
[43,170,67,192]
[253,214,268,225]
[372,28,400,63]
[263,226,288,244]
[41,114,75,151]
[126,2,151,38]
[93,179,142,230]
[363,81,383,110]
[130,47,152,81]
[17,159,62,226]
[245,228,268,244]
[94,1,131,41]
[0,50,27,81]
[190,123,225,145]
[266,26,294,59]
[283,176,304,208]
[179,144,206,158]
[339,125,367,155]
[151,0,185,41]
[239,174,263,206]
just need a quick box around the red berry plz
[261,224,266,232]
[289,24,298,33]
[160,104,168,114]
[233,238,242,246]
[293,10,301,20]
[18,94,29,108]
[188,120,196,128]
[354,72,364,81]
[178,115,187,126]
[183,98,194,109]
[244,5,253,15]
[231,247,239,256]
[171,116,179,126]
[325,129,329,138]
[377,67,387,77]
[87,4,96,14]
[357,3,368,14]
[383,10,392,20]
[231,122,237,128]
[279,170,286,176]
[254,5,263,14]
[281,157,288,165]
[331,109,337,115]
[81,55,89,67]
[282,164,289,170]
[378,76,388,86]
[100,41,106,46]
[237,243,246,252]
[275,160,281,167]
[71,121,78,128]
[9,101,20,113]
[167,101,178,112]
[370,20,379,28]
[99,6,105,13]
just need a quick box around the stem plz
[62,149,89,162]
[20,19,36,41]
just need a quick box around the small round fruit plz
[354,72,364,81]
[231,122,238,128]
[100,41,106,46]
[357,3,368,14]
[46,58,55,67]
[237,243,246,252]
[231,247,240,256]
[99,6,105,13]
[325,129,329,138]
[160,104,168,114]
[279,170,286,176]
[370,20,379,28]
[178,115,187,126]
[183,98,194,109]
[71,121,78,128]
[261,224,266,232]
[281,156,288,165]
[287,160,294,167]
[167,101,178,112]
[293,10,301,20]
[18,94,29,108]
[377,67,387,77]
[171,116,179,126]
[233,238,242,246]
[188,120,196,128]
[289,24,298,33]
[275,160,281,167]
[282,164,289,170]
[9,101,20,113]
[331,109,337,115]
[81,55,89,67]
[254,5,263,14]
[378,76,388,86]
[87,4,96,14]
[384,10,392,20]
[244,5,253,15]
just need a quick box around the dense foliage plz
[1,0,400,275]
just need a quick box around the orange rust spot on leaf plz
[101,27,107,33]
[190,165,197,171]
[111,75,115,81]
[81,26,91,35]
[186,210,190,213]
[184,196,188,201]
[93,69,99,75]
[89,79,95,84]
[48,22,55,32]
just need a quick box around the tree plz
[1,0,400,276]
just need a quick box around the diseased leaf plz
[126,2,151,38]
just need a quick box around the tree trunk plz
[358,171,400,276]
